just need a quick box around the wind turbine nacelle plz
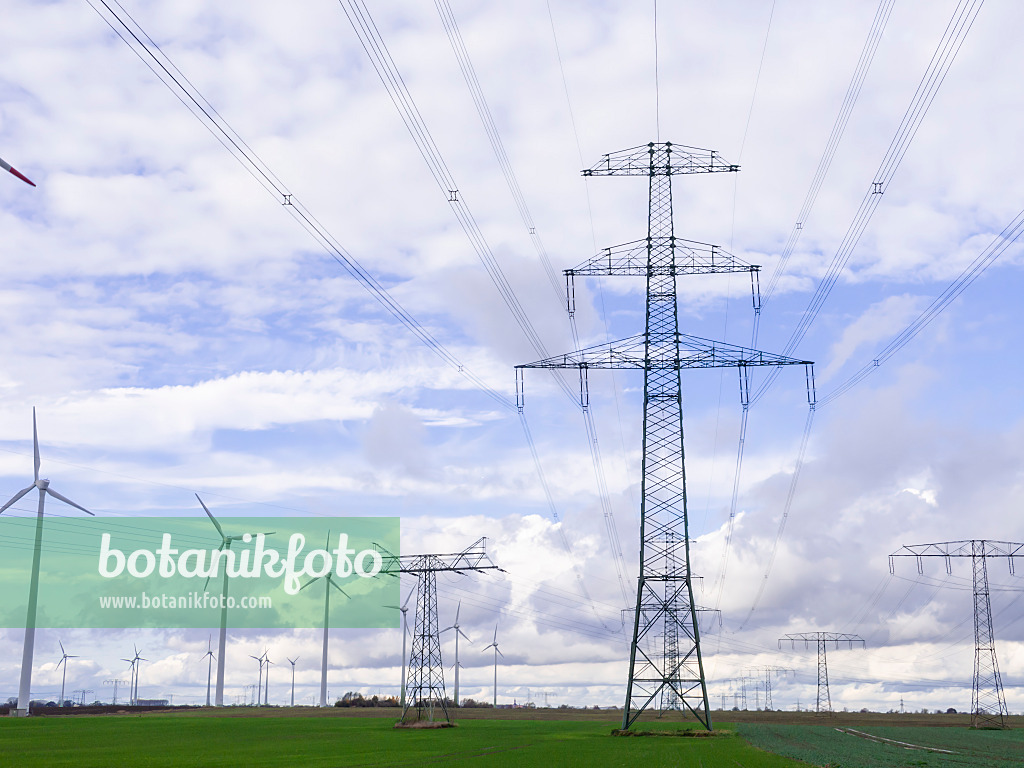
[36,479,50,490]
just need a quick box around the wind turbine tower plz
[0,409,94,717]
[376,538,501,724]
[482,624,503,708]
[56,641,78,707]
[287,657,299,707]
[300,535,350,707]
[779,633,864,714]
[517,143,813,731]
[890,540,1023,728]
[196,494,271,706]
[441,602,471,708]
[201,638,215,707]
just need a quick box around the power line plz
[85,0,514,412]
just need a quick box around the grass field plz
[1,708,1019,767]
[0,709,802,767]
[738,722,1024,768]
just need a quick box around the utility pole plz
[518,141,813,731]
[779,633,864,714]
[103,679,128,706]
[375,538,501,724]
[890,540,1023,728]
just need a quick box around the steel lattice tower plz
[890,540,1023,728]
[779,633,864,714]
[376,538,500,724]
[517,142,814,730]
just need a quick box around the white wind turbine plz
[441,602,471,708]
[201,637,215,707]
[264,654,273,706]
[286,657,299,707]
[300,533,349,707]
[482,624,503,708]
[249,651,266,707]
[385,585,415,709]
[56,641,78,707]
[0,409,93,717]
[196,494,272,706]
[121,646,145,706]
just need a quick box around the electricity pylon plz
[744,665,792,711]
[890,540,1023,729]
[375,538,500,724]
[779,632,864,714]
[517,141,814,731]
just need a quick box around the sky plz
[1,0,1023,713]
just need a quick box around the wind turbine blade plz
[458,628,472,643]
[0,156,36,186]
[329,581,349,597]
[455,601,461,624]
[196,494,225,540]
[59,640,66,656]
[0,485,34,514]
[46,487,94,515]
[401,586,415,609]
[202,542,226,591]
[32,408,40,482]
[496,648,504,658]
[299,577,320,591]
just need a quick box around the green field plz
[2,709,1021,767]
[738,722,1024,768]
[0,711,800,768]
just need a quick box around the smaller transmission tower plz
[890,540,1023,728]
[779,633,864,714]
[744,666,792,711]
[376,538,500,724]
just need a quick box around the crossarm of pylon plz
[517,334,810,372]
[567,238,758,277]
[582,142,739,177]
[891,541,1024,559]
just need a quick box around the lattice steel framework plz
[890,540,1023,728]
[780,632,864,714]
[518,142,813,731]
[375,538,499,724]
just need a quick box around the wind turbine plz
[263,654,273,706]
[0,154,35,186]
[196,494,272,706]
[482,624,503,708]
[201,637,215,707]
[249,651,265,707]
[286,657,299,707]
[441,602,471,708]
[121,646,144,706]
[385,585,415,709]
[300,533,349,707]
[0,408,93,716]
[56,641,78,707]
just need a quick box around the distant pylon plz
[518,142,814,731]
[779,633,864,714]
[376,538,501,724]
[890,540,1023,728]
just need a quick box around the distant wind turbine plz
[287,657,299,707]
[249,651,266,707]
[121,646,145,706]
[385,585,415,708]
[482,624,503,708]
[56,641,78,707]
[441,602,471,708]
[196,494,272,706]
[201,637,215,707]
[0,408,93,716]
[300,533,350,707]
[0,154,35,186]
[264,654,273,706]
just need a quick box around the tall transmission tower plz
[517,141,814,730]
[376,538,500,724]
[779,632,864,714]
[890,540,1023,729]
